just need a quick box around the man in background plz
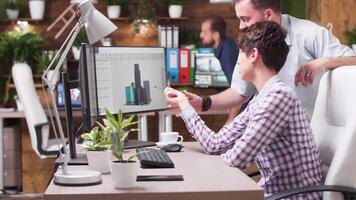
[200,16,239,84]
[199,16,241,122]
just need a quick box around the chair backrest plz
[12,63,50,158]
[311,66,356,200]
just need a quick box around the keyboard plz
[136,148,175,168]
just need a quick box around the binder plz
[190,48,199,83]
[179,48,190,83]
[166,26,173,48]
[173,26,179,48]
[159,26,167,47]
[199,48,214,53]
[166,48,179,83]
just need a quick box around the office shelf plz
[107,17,189,22]
[0,18,43,24]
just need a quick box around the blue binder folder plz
[166,48,179,83]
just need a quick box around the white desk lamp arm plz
[41,19,85,175]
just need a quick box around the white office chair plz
[267,66,356,200]
[12,63,61,159]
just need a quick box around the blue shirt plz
[214,37,239,84]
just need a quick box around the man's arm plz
[225,106,242,125]
[182,87,249,112]
[210,88,249,110]
[295,23,356,86]
[295,56,356,86]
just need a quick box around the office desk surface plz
[45,142,264,200]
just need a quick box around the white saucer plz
[156,141,182,148]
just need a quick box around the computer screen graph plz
[92,47,168,115]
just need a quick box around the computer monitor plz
[63,45,166,165]
[194,53,229,88]
[92,46,168,116]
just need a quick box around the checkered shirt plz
[180,76,322,199]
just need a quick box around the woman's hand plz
[164,87,191,111]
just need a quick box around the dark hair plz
[235,0,282,13]
[237,21,289,72]
[203,16,226,38]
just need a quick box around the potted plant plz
[29,0,45,20]
[168,0,185,18]
[5,0,19,19]
[345,28,356,52]
[104,109,139,188]
[128,0,165,33]
[105,0,127,19]
[81,122,112,174]
[0,30,43,104]
[72,28,88,60]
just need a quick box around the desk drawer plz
[4,168,21,187]
[4,126,21,150]
[4,150,21,169]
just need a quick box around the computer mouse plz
[160,143,183,152]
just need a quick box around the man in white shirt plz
[182,0,356,120]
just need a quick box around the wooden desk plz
[45,142,264,200]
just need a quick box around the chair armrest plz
[266,185,356,200]
[34,123,59,156]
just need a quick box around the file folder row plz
[159,26,179,48]
[166,48,214,84]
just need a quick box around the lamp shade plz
[78,0,118,44]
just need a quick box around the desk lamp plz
[41,0,117,185]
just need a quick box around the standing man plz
[199,16,241,122]
[181,0,355,120]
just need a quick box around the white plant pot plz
[29,0,45,20]
[352,44,356,53]
[110,160,138,188]
[72,47,80,60]
[168,5,183,18]
[6,9,19,19]
[87,151,112,174]
[107,5,121,19]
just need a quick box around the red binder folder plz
[179,48,190,83]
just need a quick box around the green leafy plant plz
[105,0,128,5]
[73,28,88,48]
[0,30,43,103]
[6,0,18,9]
[179,27,201,47]
[128,0,165,33]
[168,0,185,5]
[344,29,356,45]
[104,109,138,162]
[35,51,51,73]
[0,30,43,66]
[81,122,112,151]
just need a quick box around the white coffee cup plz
[160,132,183,144]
